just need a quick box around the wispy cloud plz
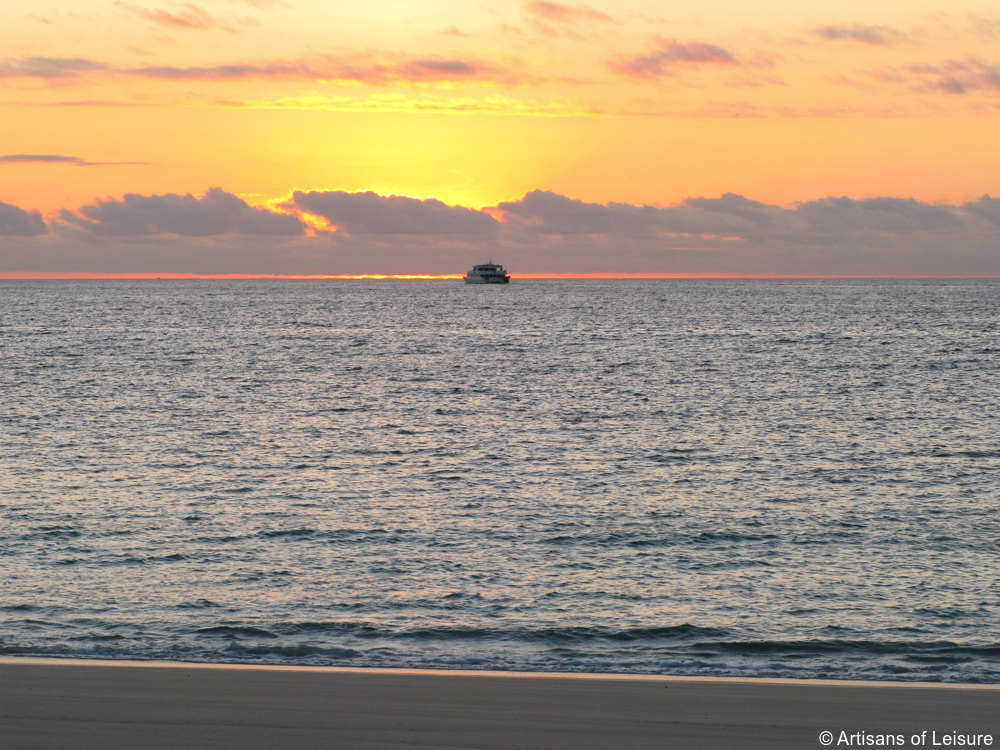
[128,56,529,85]
[690,101,909,118]
[320,58,521,86]
[222,0,280,8]
[117,3,227,31]
[609,38,739,79]
[867,58,1000,95]
[971,16,1000,42]
[49,100,148,107]
[524,1,617,37]
[214,93,593,116]
[906,58,1000,94]
[0,56,110,79]
[127,62,309,80]
[815,24,903,46]
[0,53,537,87]
[0,153,148,166]
[526,1,614,23]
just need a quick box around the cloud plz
[48,100,145,107]
[0,153,148,166]
[796,196,965,233]
[684,193,777,229]
[291,191,500,235]
[213,93,594,116]
[118,3,224,30]
[490,190,981,261]
[0,53,534,87]
[7,188,999,277]
[0,201,47,236]
[498,190,669,234]
[59,187,304,236]
[128,55,529,86]
[127,62,310,80]
[526,1,614,23]
[484,192,996,275]
[314,56,529,87]
[972,17,1000,42]
[965,195,1000,226]
[524,1,617,36]
[904,58,1000,94]
[0,56,109,79]
[497,190,766,236]
[1,154,92,164]
[815,24,902,46]
[609,39,739,79]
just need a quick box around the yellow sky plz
[2,0,999,212]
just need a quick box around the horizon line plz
[2,272,1000,280]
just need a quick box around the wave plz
[3,635,999,683]
[4,618,1000,683]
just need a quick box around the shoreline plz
[3,654,1000,689]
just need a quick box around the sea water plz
[2,279,999,682]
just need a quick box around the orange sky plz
[2,0,999,275]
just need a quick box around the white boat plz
[464,261,510,284]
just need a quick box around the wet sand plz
[1,658,998,749]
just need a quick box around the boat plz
[464,261,510,284]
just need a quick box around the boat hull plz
[464,276,509,284]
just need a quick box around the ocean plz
[2,278,999,682]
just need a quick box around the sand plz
[1,658,998,749]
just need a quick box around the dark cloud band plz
[60,188,303,236]
[0,154,148,166]
[0,54,530,86]
[0,201,47,236]
[291,191,500,235]
[6,188,999,277]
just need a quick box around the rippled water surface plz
[2,279,999,681]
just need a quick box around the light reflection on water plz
[1,278,999,681]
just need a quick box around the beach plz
[2,658,998,750]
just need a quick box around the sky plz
[1,0,999,276]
